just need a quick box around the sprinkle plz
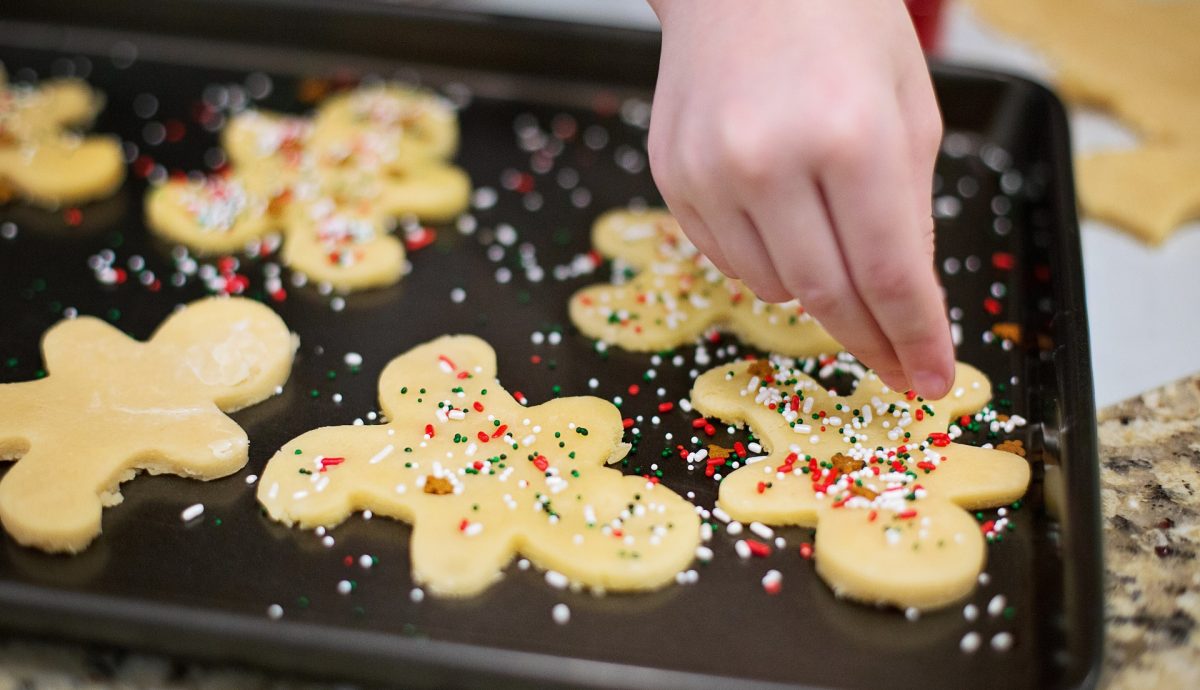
[336,579,353,595]
[987,594,1007,617]
[359,554,374,568]
[267,604,283,620]
[761,569,782,595]
[734,540,752,559]
[545,570,569,589]
[960,632,981,653]
[990,632,1014,651]
[180,503,204,522]
[344,352,363,367]
[963,604,979,621]
[749,522,774,540]
[552,603,571,625]
[410,588,425,603]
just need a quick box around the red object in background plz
[906,0,945,53]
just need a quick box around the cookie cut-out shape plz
[569,209,841,355]
[0,297,296,553]
[146,85,471,290]
[691,357,1029,610]
[0,69,124,207]
[258,335,700,597]
[970,0,1200,243]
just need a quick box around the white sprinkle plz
[963,604,979,622]
[905,607,920,622]
[359,554,374,568]
[960,631,981,653]
[726,521,743,536]
[517,559,530,570]
[344,352,363,367]
[761,569,782,593]
[734,540,752,559]
[552,603,571,625]
[987,594,1007,617]
[978,572,991,586]
[450,287,466,303]
[336,579,352,595]
[410,588,425,603]
[749,522,774,540]
[545,570,569,589]
[244,474,258,485]
[322,535,335,548]
[991,632,1014,651]
[180,503,204,522]
[695,546,714,563]
[368,444,395,464]
[266,604,283,620]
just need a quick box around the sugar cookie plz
[145,85,471,290]
[969,0,1200,243]
[569,209,841,355]
[0,297,296,553]
[691,357,1029,610]
[0,69,124,207]
[259,335,700,597]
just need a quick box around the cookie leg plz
[0,443,110,553]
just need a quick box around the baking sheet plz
[0,6,1101,689]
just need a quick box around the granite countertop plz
[3,375,1199,689]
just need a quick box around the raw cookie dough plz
[0,68,124,207]
[969,0,1200,244]
[0,297,296,553]
[569,208,842,355]
[145,85,471,290]
[258,335,700,597]
[691,357,1029,610]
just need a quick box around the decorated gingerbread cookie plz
[258,335,700,597]
[0,297,296,553]
[569,209,842,355]
[691,357,1029,610]
[0,69,124,207]
[145,85,471,291]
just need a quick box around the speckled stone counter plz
[3,374,1200,689]
[1097,373,1200,689]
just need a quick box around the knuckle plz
[854,258,922,304]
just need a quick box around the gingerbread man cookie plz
[0,297,296,553]
[569,209,842,355]
[259,335,700,597]
[0,68,124,207]
[970,0,1200,243]
[146,85,471,290]
[691,357,1029,610]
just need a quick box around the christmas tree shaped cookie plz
[259,335,700,596]
[692,356,1030,610]
[0,297,296,553]
[0,68,124,206]
[146,85,470,290]
[569,208,841,356]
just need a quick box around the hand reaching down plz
[646,0,954,399]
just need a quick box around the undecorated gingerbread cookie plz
[691,357,1029,610]
[969,0,1200,243]
[0,297,296,553]
[569,209,842,355]
[258,335,700,597]
[0,69,124,207]
[146,85,471,291]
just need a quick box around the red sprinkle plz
[473,401,484,412]
[756,481,767,494]
[532,455,549,472]
[896,509,918,520]
[477,431,490,443]
[63,207,83,226]
[691,418,708,429]
[628,384,640,396]
[928,432,951,447]
[424,424,435,438]
[492,424,508,438]
[798,543,814,560]
[622,418,635,429]
[657,402,674,414]
[984,297,1003,315]
[405,227,437,251]
[746,540,772,558]
[991,251,1015,270]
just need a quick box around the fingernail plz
[912,370,950,399]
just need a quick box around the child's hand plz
[646,0,953,398]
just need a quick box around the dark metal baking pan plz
[0,3,1101,688]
